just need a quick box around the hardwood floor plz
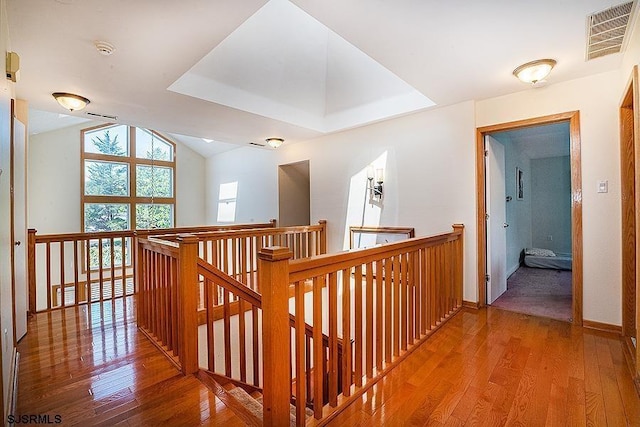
[16,299,640,426]
[327,307,640,426]
[15,297,245,426]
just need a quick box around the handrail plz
[289,229,462,282]
[197,258,262,308]
[153,222,324,242]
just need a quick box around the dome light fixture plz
[52,92,90,111]
[513,59,557,84]
[266,137,284,148]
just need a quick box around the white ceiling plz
[7,0,637,157]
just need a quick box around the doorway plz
[278,160,310,226]
[476,111,583,325]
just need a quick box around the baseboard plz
[8,349,19,418]
[582,319,622,334]
[462,300,479,310]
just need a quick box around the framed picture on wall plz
[516,167,524,200]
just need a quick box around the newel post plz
[259,246,293,427]
[177,234,200,375]
[27,229,37,315]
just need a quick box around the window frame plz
[80,123,177,232]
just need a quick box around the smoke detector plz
[94,41,115,56]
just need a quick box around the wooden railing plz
[155,220,327,293]
[135,222,328,371]
[282,224,465,424]
[138,223,464,426]
[27,221,276,313]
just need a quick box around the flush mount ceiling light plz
[266,137,284,148]
[512,59,557,84]
[52,92,90,111]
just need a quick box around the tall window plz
[81,124,176,233]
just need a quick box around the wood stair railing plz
[197,258,350,416]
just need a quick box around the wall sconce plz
[367,165,384,202]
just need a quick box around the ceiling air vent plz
[86,112,118,121]
[586,1,636,60]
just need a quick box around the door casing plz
[475,111,583,324]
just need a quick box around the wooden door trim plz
[620,65,640,387]
[476,111,583,325]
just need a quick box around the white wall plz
[176,142,206,226]
[477,70,622,325]
[530,156,572,253]
[28,121,207,232]
[500,136,532,275]
[206,101,479,302]
[205,146,278,224]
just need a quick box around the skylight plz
[168,0,435,133]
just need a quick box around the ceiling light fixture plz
[52,92,90,111]
[202,138,214,143]
[512,59,557,84]
[266,137,284,148]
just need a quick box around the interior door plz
[486,136,507,304]
[12,114,27,341]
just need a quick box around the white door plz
[486,136,507,304]
[13,117,27,341]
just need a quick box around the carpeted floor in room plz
[491,266,572,322]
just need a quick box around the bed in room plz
[522,248,572,271]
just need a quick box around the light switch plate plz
[597,180,608,193]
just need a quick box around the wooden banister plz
[259,247,293,427]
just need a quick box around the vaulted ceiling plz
[7,0,636,156]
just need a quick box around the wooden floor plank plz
[17,299,640,426]
[16,297,244,426]
[329,307,640,426]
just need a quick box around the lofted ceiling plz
[7,0,637,157]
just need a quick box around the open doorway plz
[278,160,310,226]
[486,123,572,321]
[476,111,583,325]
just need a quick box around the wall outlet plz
[547,235,553,241]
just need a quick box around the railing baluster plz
[365,262,373,379]
[60,241,65,307]
[341,268,352,396]
[384,257,392,364]
[401,252,408,351]
[328,271,338,406]
[46,241,51,310]
[375,259,383,371]
[312,275,323,419]
[238,299,247,383]
[295,279,306,422]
